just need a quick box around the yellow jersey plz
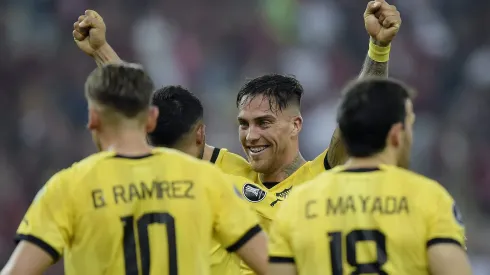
[212,147,330,226]
[211,147,331,275]
[268,165,466,275]
[16,148,261,275]
[209,174,254,275]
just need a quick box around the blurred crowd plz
[0,0,490,273]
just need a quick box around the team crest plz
[242,183,267,203]
[452,203,464,226]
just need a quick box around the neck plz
[99,129,152,156]
[260,152,306,183]
[343,152,396,169]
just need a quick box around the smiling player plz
[72,1,402,274]
[72,0,401,208]
[147,85,257,274]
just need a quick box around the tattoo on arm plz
[359,40,389,78]
[327,128,349,168]
[328,41,388,166]
[359,56,388,78]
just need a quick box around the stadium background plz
[0,0,489,273]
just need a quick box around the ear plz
[146,106,159,133]
[87,107,100,130]
[291,115,303,137]
[387,122,404,148]
[195,123,205,145]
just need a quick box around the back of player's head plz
[236,74,304,111]
[85,63,154,118]
[337,78,414,157]
[148,85,204,147]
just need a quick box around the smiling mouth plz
[248,146,270,156]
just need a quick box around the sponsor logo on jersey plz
[276,186,292,199]
[242,183,267,203]
[452,202,464,226]
[270,186,293,207]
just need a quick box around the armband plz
[368,40,391,63]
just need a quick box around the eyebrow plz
[238,114,276,121]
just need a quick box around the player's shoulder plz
[381,164,448,194]
[224,174,250,183]
[155,148,237,195]
[211,147,256,179]
[34,151,116,199]
[213,147,249,166]
[54,151,116,181]
[68,150,116,169]
[154,147,208,164]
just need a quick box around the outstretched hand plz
[364,0,401,46]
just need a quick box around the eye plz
[258,120,271,128]
[238,120,248,129]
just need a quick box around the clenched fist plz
[364,0,401,46]
[73,10,107,56]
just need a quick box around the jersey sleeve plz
[309,148,331,175]
[268,192,297,263]
[209,169,261,252]
[426,184,466,250]
[15,170,73,261]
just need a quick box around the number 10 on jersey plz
[121,212,178,275]
[328,229,388,275]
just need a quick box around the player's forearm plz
[359,57,388,78]
[331,39,391,167]
[326,128,348,168]
[358,40,390,78]
[93,44,122,67]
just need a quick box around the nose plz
[246,126,260,142]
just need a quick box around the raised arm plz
[326,0,401,168]
[359,0,401,78]
[359,40,390,78]
[73,10,122,67]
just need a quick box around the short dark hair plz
[337,78,414,157]
[148,85,203,147]
[85,63,154,118]
[236,74,304,111]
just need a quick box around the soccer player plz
[73,2,402,273]
[72,11,255,177]
[148,85,256,274]
[268,78,472,275]
[72,0,401,210]
[0,64,268,275]
[148,85,254,179]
